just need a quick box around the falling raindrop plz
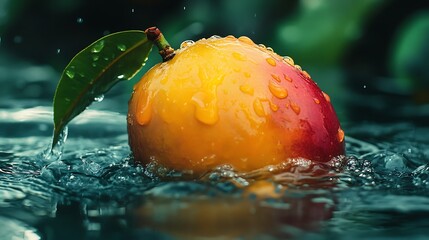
[131,8,135,13]
[117,74,125,79]
[77,17,84,24]
[56,48,61,54]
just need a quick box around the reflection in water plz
[131,179,334,239]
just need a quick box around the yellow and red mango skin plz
[127,36,345,174]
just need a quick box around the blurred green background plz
[1,0,429,124]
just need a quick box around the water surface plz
[1,102,429,239]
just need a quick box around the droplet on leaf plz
[91,40,105,53]
[117,44,127,52]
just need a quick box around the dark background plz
[1,0,429,124]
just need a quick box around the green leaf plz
[52,30,153,147]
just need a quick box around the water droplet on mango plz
[269,101,279,112]
[180,40,195,48]
[238,36,254,45]
[268,81,288,99]
[266,58,276,67]
[290,101,301,115]
[337,128,345,142]
[239,84,254,96]
[271,74,281,82]
[314,98,320,104]
[302,70,311,79]
[232,52,246,61]
[253,98,266,117]
[136,96,152,126]
[283,74,292,82]
[323,92,331,102]
[294,65,302,71]
[191,92,219,125]
[127,113,134,126]
[282,56,294,65]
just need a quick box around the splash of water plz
[37,126,68,164]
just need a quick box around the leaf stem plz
[145,27,175,62]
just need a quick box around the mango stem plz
[145,27,175,62]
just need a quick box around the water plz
[1,103,429,240]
